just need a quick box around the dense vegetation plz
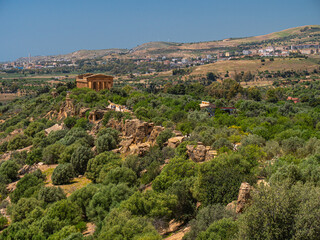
[0,76,319,239]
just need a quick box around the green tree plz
[38,186,66,204]
[156,129,174,148]
[87,183,134,222]
[42,143,65,164]
[153,157,197,192]
[95,134,117,154]
[194,153,256,205]
[184,204,235,240]
[71,146,93,175]
[86,151,121,183]
[64,117,77,129]
[69,184,99,220]
[120,190,178,221]
[10,197,41,222]
[46,199,82,226]
[51,163,75,185]
[0,214,8,231]
[7,134,32,151]
[196,218,238,240]
[26,148,43,165]
[103,167,137,187]
[97,209,161,240]
[24,122,45,137]
[0,160,19,183]
[10,170,45,203]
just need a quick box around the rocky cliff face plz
[236,182,252,214]
[109,119,164,155]
[186,143,217,162]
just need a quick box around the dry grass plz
[42,164,92,197]
[190,58,319,77]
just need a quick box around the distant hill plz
[129,25,320,58]
[16,48,128,62]
[14,25,320,62]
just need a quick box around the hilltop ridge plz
[13,25,320,62]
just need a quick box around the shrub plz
[38,186,66,204]
[59,143,81,163]
[240,134,265,147]
[69,184,99,219]
[97,128,120,142]
[46,199,82,226]
[0,141,8,153]
[26,148,43,165]
[74,118,90,130]
[194,153,257,205]
[47,225,78,240]
[95,134,117,154]
[7,134,32,151]
[166,179,197,222]
[196,218,238,240]
[102,167,137,187]
[184,204,235,240]
[282,137,305,155]
[10,170,45,203]
[0,215,7,230]
[153,157,197,192]
[60,128,94,146]
[238,182,320,240]
[86,152,121,182]
[51,163,75,185]
[47,129,68,145]
[64,117,77,129]
[42,143,65,164]
[97,208,161,240]
[120,190,178,221]
[156,129,174,148]
[87,183,134,222]
[0,160,19,183]
[24,122,45,137]
[212,138,233,150]
[10,197,42,222]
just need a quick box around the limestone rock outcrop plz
[167,136,184,148]
[123,119,154,144]
[57,92,76,120]
[108,118,164,155]
[18,164,38,176]
[107,119,123,132]
[44,124,63,135]
[186,143,217,162]
[149,126,165,144]
[236,182,252,214]
[119,136,134,153]
[129,142,151,156]
[226,201,237,212]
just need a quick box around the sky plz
[0,0,319,61]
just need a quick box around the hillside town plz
[1,44,319,71]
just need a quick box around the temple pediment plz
[76,73,114,91]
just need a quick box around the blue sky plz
[0,0,319,61]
